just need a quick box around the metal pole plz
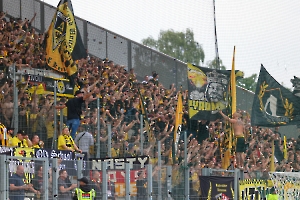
[166,166,172,200]
[107,123,112,157]
[13,63,18,133]
[96,98,100,158]
[42,158,49,200]
[234,168,239,200]
[102,161,108,200]
[59,108,63,134]
[52,158,58,199]
[213,0,220,70]
[125,163,130,200]
[184,131,189,200]
[140,114,143,155]
[147,164,153,200]
[77,159,83,179]
[157,141,162,200]
[0,155,8,200]
[52,81,57,149]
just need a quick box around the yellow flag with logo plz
[45,0,86,77]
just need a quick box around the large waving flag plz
[45,0,86,81]
[251,65,300,127]
[170,91,183,163]
[187,63,243,121]
[221,46,236,169]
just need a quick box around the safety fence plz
[0,147,279,200]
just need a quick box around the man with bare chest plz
[2,95,13,126]
[219,110,245,169]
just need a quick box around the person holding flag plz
[219,110,245,169]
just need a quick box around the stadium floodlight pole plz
[96,97,100,158]
[52,81,57,149]
[213,0,221,70]
[12,63,18,134]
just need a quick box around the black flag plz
[251,65,300,127]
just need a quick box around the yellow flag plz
[45,0,86,77]
[231,46,236,114]
[170,91,183,163]
[283,135,287,160]
[222,46,236,169]
[270,140,275,172]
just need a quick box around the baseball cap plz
[78,177,89,184]
[7,127,14,131]
[17,130,27,136]
[74,90,84,96]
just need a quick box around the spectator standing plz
[31,165,43,199]
[58,169,77,200]
[56,89,95,139]
[9,165,38,200]
[58,126,82,153]
[73,177,95,200]
[136,170,147,199]
[90,171,102,200]
[74,130,94,158]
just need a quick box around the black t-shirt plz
[136,179,147,198]
[65,97,84,120]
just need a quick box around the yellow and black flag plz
[45,0,86,82]
[138,89,154,143]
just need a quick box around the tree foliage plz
[142,28,205,65]
[236,73,257,92]
[206,57,226,70]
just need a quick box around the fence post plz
[184,131,189,200]
[0,155,8,200]
[52,81,57,149]
[140,114,143,155]
[96,98,100,158]
[102,161,108,200]
[125,162,130,200]
[147,164,153,200]
[166,165,172,200]
[13,63,18,133]
[107,123,112,157]
[77,159,83,179]
[52,158,58,199]
[157,141,162,200]
[234,168,240,200]
[42,158,49,200]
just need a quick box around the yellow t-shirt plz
[58,134,75,151]
[8,136,29,147]
[46,121,54,139]
[32,144,41,148]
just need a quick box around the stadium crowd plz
[0,11,297,199]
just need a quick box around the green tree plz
[206,57,226,70]
[236,73,257,92]
[142,28,205,65]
